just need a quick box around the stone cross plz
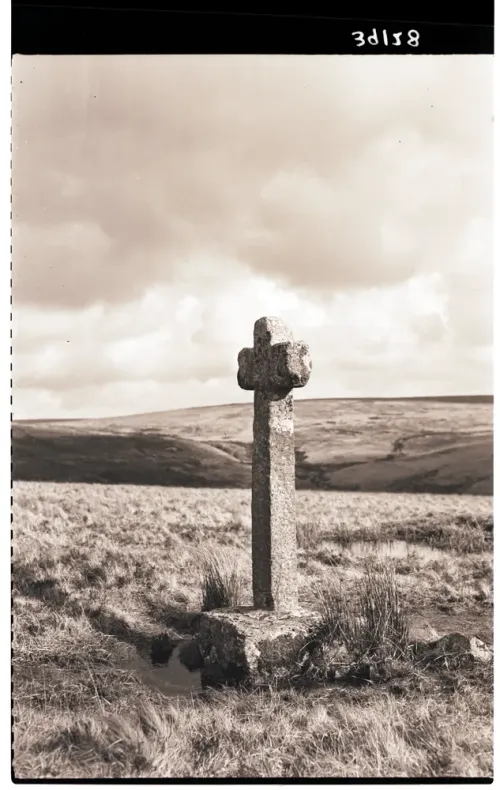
[237,317,312,612]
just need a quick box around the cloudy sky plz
[12,55,492,420]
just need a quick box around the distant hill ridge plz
[13,394,494,425]
[12,397,493,495]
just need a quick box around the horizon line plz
[12,393,494,424]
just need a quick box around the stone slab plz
[193,606,322,687]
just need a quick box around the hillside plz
[12,397,493,495]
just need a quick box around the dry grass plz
[201,551,244,611]
[315,563,410,665]
[12,481,493,779]
[14,680,493,779]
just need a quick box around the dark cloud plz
[12,55,492,309]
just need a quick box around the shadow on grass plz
[12,425,493,494]
[13,560,174,656]
[12,429,251,488]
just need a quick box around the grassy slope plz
[12,396,493,494]
[12,482,493,778]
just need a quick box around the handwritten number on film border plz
[352,29,420,47]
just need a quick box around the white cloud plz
[11,55,493,418]
[13,267,485,420]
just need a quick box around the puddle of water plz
[126,643,202,698]
[331,539,446,562]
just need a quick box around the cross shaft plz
[237,317,311,611]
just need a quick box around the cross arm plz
[237,347,255,390]
[271,340,312,391]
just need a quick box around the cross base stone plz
[193,606,322,688]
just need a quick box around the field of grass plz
[12,481,493,779]
[13,396,493,494]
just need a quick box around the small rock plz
[416,632,492,668]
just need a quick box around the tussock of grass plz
[315,562,409,664]
[200,552,244,611]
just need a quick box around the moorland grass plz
[201,551,244,611]
[12,481,493,779]
[314,563,410,666]
[14,672,492,779]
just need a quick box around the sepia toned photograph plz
[11,54,493,779]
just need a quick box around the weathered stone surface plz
[194,607,322,687]
[414,632,493,668]
[237,317,312,612]
[238,339,312,393]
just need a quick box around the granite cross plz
[237,317,312,612]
